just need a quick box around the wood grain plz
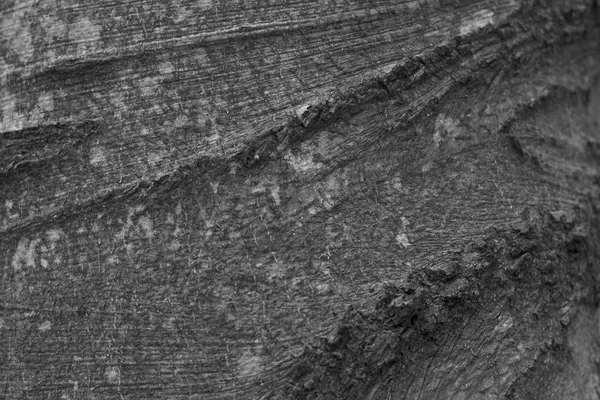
[1,0,600,398]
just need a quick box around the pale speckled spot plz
[13,25,34,63]
[68,17,102,53]
[91,222,101,233]
[459,10,495,36]
[266,262,286,281]
[433,128,443,149]
[89,146,107,166]
[325,173,342,192]
[37,92,55,112]
[0,318,5,329]
[40,259,49,268]
[228,231,241,240]
[109,91,127,119]
[251,183,266,195]
[159,61,174,75]
[198,117,208,130]
[396,232,411,248]
[5,199,18,219]
[107,255,119,264]
[195,47,209,67]
[270,184,281,206]
[47,229,62,242]
[45,48,56,60]
[494,315,514,333]
[197,0,214,10]
[237,352,264,379]
[104,366,120,384]
[297,186,316,206]
[210,182,219,195]
[319,193,336,211]
[174,114,189,128]
[162,316,177,330]
[12,237,41,271]
[284,151,323,173]
[38,320,52,332]
[139,77,159,97]
[77,254,89,265]
[432,113,465,156]
[312,172,346,211]
[115,207,136,240]
[138,215,154,238]
[1,91,24,132]
[40,15,67,38]
[315,283,332,294]
[405,0,420,10]
[401,217,410,230]
[228,162,239,176]
[173,0,192,23]
[147,150,166,166]
[169,239,181,251]
[436,114,462,136]
[453,392,468,400]
[0,59,6,86]
[482,376,495,390]
[29,92,55,124]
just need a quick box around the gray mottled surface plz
[1,1,600,399]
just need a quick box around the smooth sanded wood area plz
[1,0,600,399]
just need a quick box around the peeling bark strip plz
[1,1,600,399]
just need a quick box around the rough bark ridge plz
[1,0,600,399]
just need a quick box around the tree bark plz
[1,0,600,398]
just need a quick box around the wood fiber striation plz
[0,0,530,232]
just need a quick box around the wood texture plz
[1,0,600,398]
[1,0,524,232]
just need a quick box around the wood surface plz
[1,0,600,398]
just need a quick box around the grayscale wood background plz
[1,0,600,398]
